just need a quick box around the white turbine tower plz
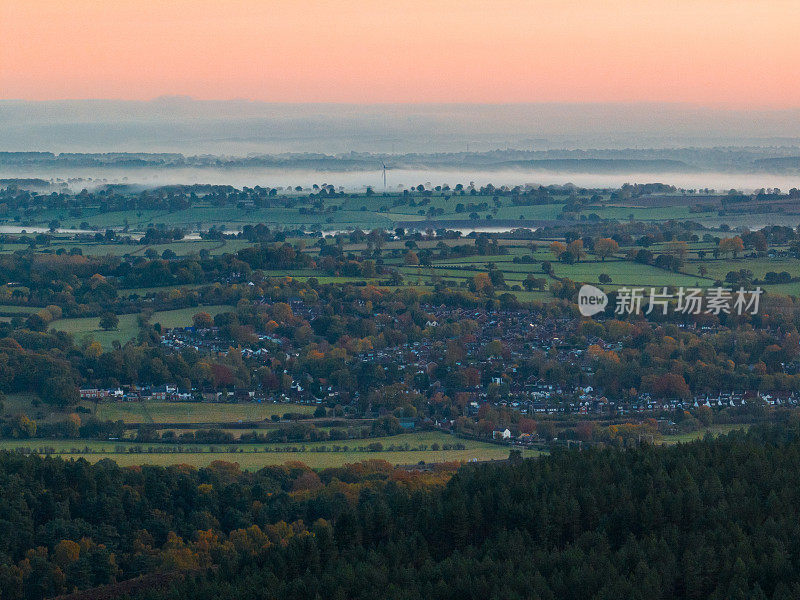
[381,162,387,192]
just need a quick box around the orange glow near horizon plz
[2,0,800,107]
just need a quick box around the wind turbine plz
[381,162,387,192]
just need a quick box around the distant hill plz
[496,158,696,172]
[752,156,800,171]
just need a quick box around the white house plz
[493,428,512,440]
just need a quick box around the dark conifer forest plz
[3,424,800,599]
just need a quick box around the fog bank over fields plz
[4,100,800,154]
[4,100,800,191]
[3,166,800,195]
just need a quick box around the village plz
[75,299,797,450]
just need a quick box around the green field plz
[1,393,69,423]
[148,305,231,328]
[51,305,232,348]
[591,205,698,222]
[26,238,259,258]
[660,423,749,445]
[685,257,800,282]
[120,283,208,296]
[412,242,800,298]
[5,195,573,231]
[11,188,800,301]
[0,431,540,469]
[552,259,707,288]
[0,305,36,315]
[12,189,800,235]
[92,401,315,424]
[50,313,142,348]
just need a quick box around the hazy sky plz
[2,0,800,106]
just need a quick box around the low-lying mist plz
[2,165,798,194]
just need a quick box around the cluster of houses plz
[78,383,325,405]
[494,390,800,417]
[80,384,190,402]
[81,302,800,430]
[161,325,282,355]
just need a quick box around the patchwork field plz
[0,431,540,470]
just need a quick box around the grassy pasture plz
[123,206,398,229]
[1,393,101,425]
[9,190,800,235]
[552,260,706,288]
[761,282,800,297]
[413,255,709,292]
[50,305,231,349]
[660,424,750,445]
[0,243,35,254]
[148,305,231,329]
[490,204,566,220]
[92,401,315,424]
[0,305,36,315]
[38,238,258,258]
[0,431,540,470]
[120,283,208,296]
[685,257,800,282]
[51,313,141,348]
[46,243,137,256]
[66,209,167,229]
[591,205,698,221]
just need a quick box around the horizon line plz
[3,98,800,111]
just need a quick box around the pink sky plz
[2,0,799,106]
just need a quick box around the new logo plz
[577,284,608,317]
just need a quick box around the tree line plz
[7,424,800,598]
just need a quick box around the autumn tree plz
[642,372,691,399]
[193,311,214,329]
[594,237,619,261]
[719,236,744,258]
[549,241,567,259]
[518,417,537,434]
[472,272,493,293]
[666,240,689,262]
[566,239,587,262]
